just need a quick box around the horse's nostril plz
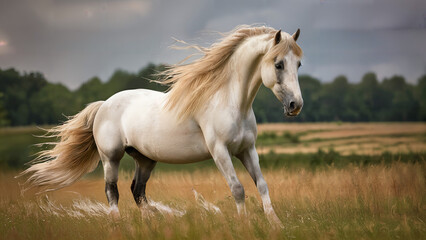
[289,101,295,111]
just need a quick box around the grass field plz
[0,123,425,239]
[257,122,426,155]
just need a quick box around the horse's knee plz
[231,183,245,202]
[257,179,269,196]
[102,158,120,183]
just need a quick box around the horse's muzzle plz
[284,98,303,117]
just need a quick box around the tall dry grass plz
[1,162,425,239]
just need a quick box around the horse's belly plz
[122,96,211,163]
[135,131,211,164]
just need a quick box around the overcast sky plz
[0,0,425,89]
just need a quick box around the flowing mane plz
[159,26,277,120]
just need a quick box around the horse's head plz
[261,29,303,117]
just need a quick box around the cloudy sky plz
[0,0,425,89]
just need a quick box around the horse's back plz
[93,89,211,163]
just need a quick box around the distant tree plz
[415,75,426,121]
[103,69,134,98]
[30,83,77,124]
[75,76,105,106]
[253,85,282,123]
[0,68,48,125]
[381,75,418,121]
[1,65,424,125]
[316,75,351,121]
[356,72,390,121]
[0,92,9,126]
[297,75,322,122]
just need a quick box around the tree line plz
[0,64,425,126]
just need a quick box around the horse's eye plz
[275,61,284,70]
[298,61,302,69]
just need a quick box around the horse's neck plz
[226,35,272,114]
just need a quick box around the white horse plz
[21,26,303,227]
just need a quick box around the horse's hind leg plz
[126,147,157,206]
[100,150,124,216]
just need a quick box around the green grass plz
[0,127,48,169]
[256,131,301,146]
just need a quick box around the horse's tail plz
[19,101,104,193]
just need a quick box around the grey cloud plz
[0,0,425,89]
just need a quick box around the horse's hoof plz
[140,204,160,218]
[267,213,284,229]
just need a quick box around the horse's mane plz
[158,25,300,120]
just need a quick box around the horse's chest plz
[228,132,254,154]
[200,107,257,154]
[225,123,256,154]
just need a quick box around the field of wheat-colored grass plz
[1,161,425,240]
[257,122,426,155]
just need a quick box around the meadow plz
[0,123,425,239]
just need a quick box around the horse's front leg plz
[211,144,246,214]
[237,145,284,228]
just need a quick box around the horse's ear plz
[292,28,300,41]
[274,30,281,45]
